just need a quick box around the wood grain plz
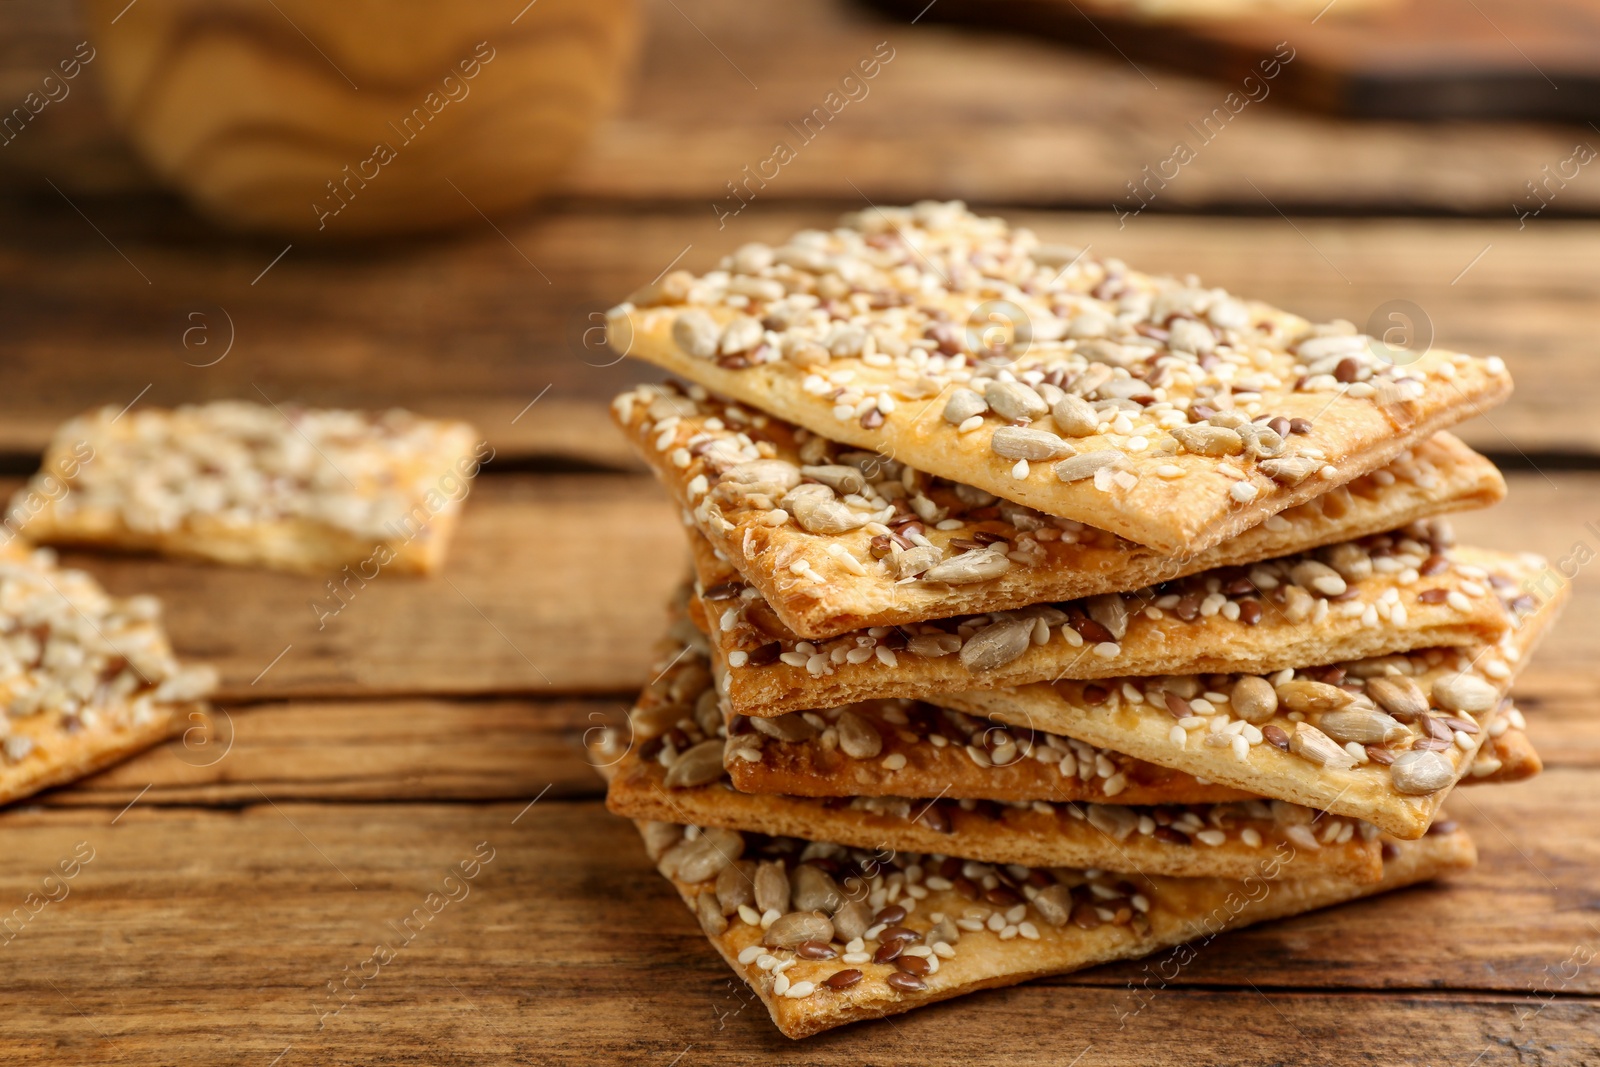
[871,0,1600,121]
[44,474,686,700]
[0,797,1595,1064]
[1,206,1598,463]
[11,0,1600,216]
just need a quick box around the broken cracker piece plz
[13,401,484,575]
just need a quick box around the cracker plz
[695,528,1511,716]
[1464,701,1540,784]
[597,646,1382,882]
[607,201,1512,554]
[724,685,1536,805]
[943,557,1565,839]
[617,380,1504,639]
[728,696,1255,806]
[632,818,1475,1039]
[0,544,217,806]
[12,401,484,575]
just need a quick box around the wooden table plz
[2,0,1598,1061]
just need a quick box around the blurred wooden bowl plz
[82,0,638,236]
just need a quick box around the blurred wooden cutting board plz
[865,0,1600,120]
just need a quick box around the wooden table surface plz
[2,0,1598,1062]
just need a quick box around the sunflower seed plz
[750,714,819,742]
[906,633,960,658]
[694,688,722,737]
[1085,594,1129,641]
[893,545,944,579]
[1289,722,1359,769]
[1319,542,1374,582]
[928,917,961,947]
[1068,364,1115,397]
[991,425,1075,461]
[671,309,721,358]
[1258,456,1321,486]
[1050,393,1099,437]
[1366,676,1430,721]
[1054,451,1128,483]
[836,710,883,759]
[663,740,726,788]
[782,484,870,534]
[716,860,756,914]
[1167,318,1215,355]
[1317,706,1408,745]
[959,617,1035,672]
[1086,804,1138,841]
[764,911,835,948]
[663,827,744,883]
[943,388,988,424]
[1077,338,1137,368]
[922,547,1012,584]
[1432,674,1498,714]
[1238,423,1287,459]
[984,380,1049,421]
[1390,749,1454,794]
[640,821,682,861]
[1275,679,1354,713]
[832,899,873,942]
[1170,424,1244,457]
[790,865,845,914]
[1290,560,1347,597]
[754,860,790,914]
[720,315,764,355]
[722,459,802,492]
[1031,884,1074,926]
[697,889,728,934]
[1097,377,1154,403]
[1231,676,1279,723]
[800,464,867,495]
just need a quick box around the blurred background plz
[1,0,1595,472]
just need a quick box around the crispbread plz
[727,696,1255,806]
[634,818,1476,1039]
[724,686,1537,805]
[943,556,1565,839]
[695,529,1511,716]
[598,640,1382,882]
[1468,703,1539,783]
[616,380,1504,639]
[0,544,217,806]
[607,201,1512,553]
[13,401,485,575]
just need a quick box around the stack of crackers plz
[591,202,1565,1038]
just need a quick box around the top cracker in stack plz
[607,200,1510,561]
